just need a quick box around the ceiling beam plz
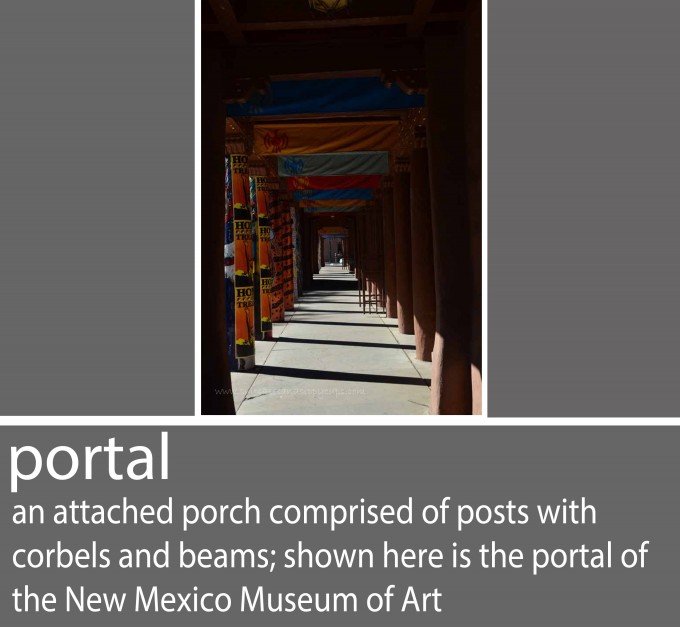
[249,110,404,123]
[272,69,380,81]
[208,0,246,46]
[202,12,464,33]
[240,15,411,31]
[407,0,437,37]
[428,11,466,23]
[226,41,425,78]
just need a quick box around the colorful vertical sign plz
[269,193,285,323]
[230,155,255,365]
[254,176,273,338]
[283,208,295,310]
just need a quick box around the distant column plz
[269,178,285,323]
[372,196,385,311]
[410,127,436,361]
[393,158,414,334]
[357,212,365,308]
[382,177,397,318]
[302,214,314,290]
[311,222,320,275]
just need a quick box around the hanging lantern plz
[309,0,351,17]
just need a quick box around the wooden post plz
[202,49,235,414]
[425,29,473,414]
[410,127,436,361]
[373,195,385,313]
[302,213,314,291]
[269,179,285,323]
[393,158,414,334]
[382,177,397,318]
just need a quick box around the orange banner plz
[231,155,253,278]
[288,175,381,190]
[231,155,255,359]
[253,120,399,155]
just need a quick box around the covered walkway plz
[202,1,481,415]
[233,267,431,414]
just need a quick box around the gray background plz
[489,0,680,415]
[0,1,194,414]
[0,2,678,415]
[1,427,678,625]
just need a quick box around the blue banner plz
[278,152,389,176]
[227,77,424,117]
[293,188,373,201]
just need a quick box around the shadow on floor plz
[254,365,430,387]
[286,319,388,328]
[297,301,360,305]
[275,336,416,350]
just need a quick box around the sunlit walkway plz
[232,266,432,414]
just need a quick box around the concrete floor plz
[232,266,432,415]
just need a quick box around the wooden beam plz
[249,110,404,123]
[428,11,466,23]
[272,69,380,81]
[202,12,464,33]
[240,15,411,31]
[208,0,246,46]
[407,0,437,37]
[227,41,425,77]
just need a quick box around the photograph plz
[202,0,481,415]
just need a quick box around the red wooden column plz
[302,213,314,291]
[202,48,235,414]
[393,157,414,334]
[295,206,305,296]
[370,202,381,312]
[269,178,285,323]
[425,28,474,414]
[350,221,356,273]
[364,206,374,310]
[372,194,385,312]
[312,221,320,275]
[410,126,436,361]
[381,177,397,318]
[356,211,366,309]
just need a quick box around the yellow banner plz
[253,120,399,155]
